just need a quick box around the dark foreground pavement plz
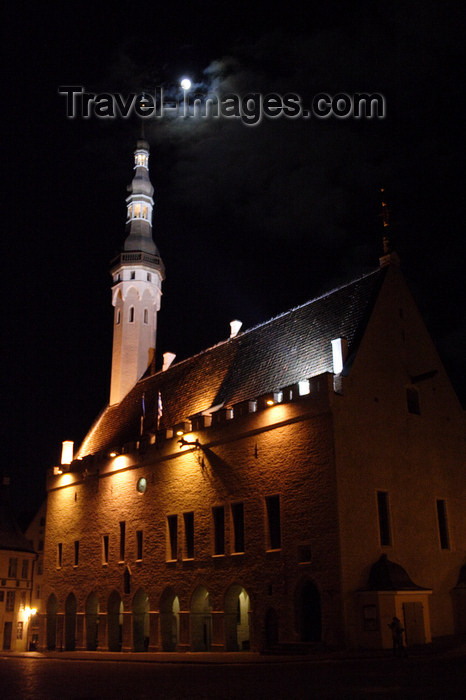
[1,637,465,700]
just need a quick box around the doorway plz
[295,580,321,642]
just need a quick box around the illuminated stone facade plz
[38,143,466,652]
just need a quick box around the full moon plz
[180,78,192,90]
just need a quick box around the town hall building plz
[38,139,465,653]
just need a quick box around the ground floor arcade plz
[38,578,324,653]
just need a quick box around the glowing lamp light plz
[61,440,74,465]
[180,78,192,90]
[176,430,184,436]
[25,606,37,620]
[266,399,275,406]
[109,451,118,458]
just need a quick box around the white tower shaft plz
[109,140,165,405]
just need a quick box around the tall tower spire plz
[109,140,165,405]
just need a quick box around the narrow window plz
[74,540,79,566]
[21,560,29,579]
[265,495,281,549]
[36,586,41,599]
[102,535,109,564]
[298,544,312,563]
[406,387,420,415]
[436,499,450,549]
[8,558,18,578]
[231,502,245,553]
[116,308,121,325]
[129,307,135,323]
[377,491,391,546]
[20,592,26,609]
[6,591,15,611]
[167,515,178,560]
[119,522,126,561]
[184,512,194,559]
[136,530,143,560]
[16,622,23,640]
[130,271,136,280]
[147,273,151,282]
[213,506,225,555]
[57,543,63,568]
[143,308,148,324]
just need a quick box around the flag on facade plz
[157,391,163,429]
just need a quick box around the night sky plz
[3,1,465,523]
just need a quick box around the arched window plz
[144,309,148,324]
[129,307,135,323]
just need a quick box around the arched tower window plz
[129,307,135,323]
[135,152,148,168]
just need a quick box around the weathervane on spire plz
[378,187,400,267]
[380,187,391,255]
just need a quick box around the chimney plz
[230,320,242,338]
[331,338,348,375]
[61,440,74,465]
[162,352,176,371]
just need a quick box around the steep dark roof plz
[0,480,36,553]
[367,554,428,591]
[78,267,386,457]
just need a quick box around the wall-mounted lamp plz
[264,391,283,407]
[24,606,37,621]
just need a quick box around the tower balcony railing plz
[110,251,164,271]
